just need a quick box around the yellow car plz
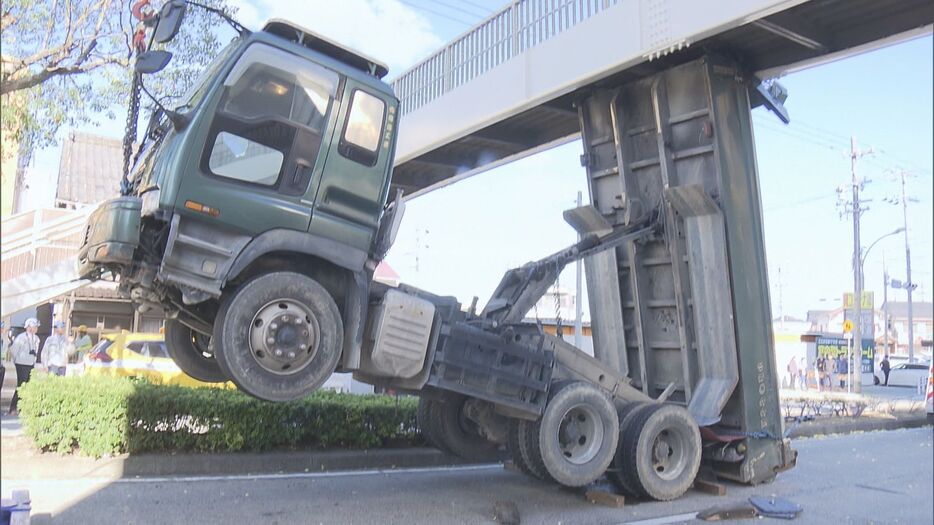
[84,331,235,389]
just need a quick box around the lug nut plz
[270,322,278,330]
[266,337,275,345]
[275,349,283,357]
[294,318,303,325]
[282,315,290,323]
[287,351,296,359]
[299,343,307,351]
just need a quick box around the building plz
[880,301,933,359]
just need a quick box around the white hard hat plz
[24,318,40,328]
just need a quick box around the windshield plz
[175,37,241,113]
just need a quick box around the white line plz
[2,463,503,486]
[618,512,699,525]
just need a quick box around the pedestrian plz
[798,357,807,389]
[9,318,41,415]
[837,354,847,389]
[73,325,93,363]
[1,322,10,393]
[41,320,74,377]
[787,356,799,389]
[881,354,891,386]
[816,356,827,390]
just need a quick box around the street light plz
[859,227,905,288]
[850,226,904,393]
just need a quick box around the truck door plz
[309,81,394,252]
[179,43,340,233]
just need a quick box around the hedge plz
[18,375,420,457]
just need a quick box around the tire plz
[418,397,447,452]
[609,402,652,497]
[164,319,227,383]
[537,381,619,487]
[434,392,499,461]
[519,418,553,482]
[620,403,701,501]
[213,271,343,402]
[506,419,536,477]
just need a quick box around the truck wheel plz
[164,319,227,383]
[435,392,499,461]
[506,419,536,478]
[619,403,701,501]
[214,271,343,402]
[609,402,653,497]
[516,418,553,482]
[538,381,619,487]
[417,397,448,452]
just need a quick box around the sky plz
[20,0,934,322]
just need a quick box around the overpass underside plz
[390,0,933,197]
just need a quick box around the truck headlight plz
[140,188,161,216]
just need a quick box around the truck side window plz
[203,43,339,193]
[209,132,284,185]
[220,44,337,132]
[339,89,385,166]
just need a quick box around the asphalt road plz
[2,427,931,525]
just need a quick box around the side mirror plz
[153,0,187,43]
[135,50,173,74]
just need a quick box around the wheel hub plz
[249,300,320,375]
[650,428,687,480]
[556,405,604,465]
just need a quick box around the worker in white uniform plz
[9,318,40,415]
[41,320,74,377]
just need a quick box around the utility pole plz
[883,254,889,358]
[897,171,915,362]
[841,136,873,393]
[574,191,584,349]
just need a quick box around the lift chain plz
[120,72,143,196]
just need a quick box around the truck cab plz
[77,19,404,402]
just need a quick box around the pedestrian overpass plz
[388,0,932,198]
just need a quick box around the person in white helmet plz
[9,318,41,415]
[41,320,74,377]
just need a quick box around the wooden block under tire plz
[693,478,727,496]
[585,489,626,508]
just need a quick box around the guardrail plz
[1,207,91,263]
[391,0,620,115]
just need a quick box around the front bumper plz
[76,197,142,279]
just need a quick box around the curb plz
[787,414,931,439]
[0,445,501,481]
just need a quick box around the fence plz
[390,0,621,115]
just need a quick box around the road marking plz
[2,463,503,486]
[617,512,698,525]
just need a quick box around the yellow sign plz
[843,319,854,333]
[843,292,874,310]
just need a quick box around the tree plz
[0,0,235,159]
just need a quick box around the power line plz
[430,0,490,20]
[460,0,496,15]
[397,0,476,26]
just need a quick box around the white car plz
[882,362,931,388]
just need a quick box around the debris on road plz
[493,500,520,524]
[584,489,626,508]
[749,496,803,520]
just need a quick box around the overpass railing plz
[391,0,621,115]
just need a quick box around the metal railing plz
[1,207,91,263]
[391,0,620,115]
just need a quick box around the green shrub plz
[19,375,419,457]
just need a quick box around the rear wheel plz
[164,319,226,383]
[537,381,619,487]
[609,402,652,497]
[214,271,343,402]
[418,397,448,452]
[619,403,701,501]
[434,392,499,461]
[506,419,537,478]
